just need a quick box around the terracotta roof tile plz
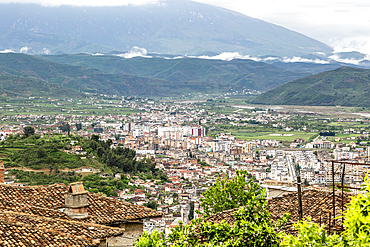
[0,183,163,246]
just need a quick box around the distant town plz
[1,95,370,237]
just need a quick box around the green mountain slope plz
[0,74,82,98]
[0,53,163,96]
[40,54,308,91]
[252,67,370,106]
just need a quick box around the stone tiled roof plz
[0,183,163,246]
[268,188,351,230]
[0,211,124,247]
[205,208,238,225]
[0,183,162,224]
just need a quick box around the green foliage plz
[0,135,87,170]
[341,174,370,246]
[188,201,194,221]
[23,126,35,138]
[136,201,288,247]
[83,173,136,197]
[84,136,167,181]
[135,231,166,247]
[145,200,158,210]
[9,169,80,186]
[76,123,82,131]
[59,123,70,133]
[280,219,340,247]
[198,170,262,217]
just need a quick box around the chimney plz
[64,182,89,219]
[0,161,4,184]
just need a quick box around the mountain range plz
[0,53,309,97]
[0,1,332,57]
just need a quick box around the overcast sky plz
[1,0,369,55]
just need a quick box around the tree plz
[188,201,194,221]
[76,123,82,131]
[59,123,70,135]
[23,126,35,138]
[91,134,100,142]
[145,200,158,210]
[198,170,263,217]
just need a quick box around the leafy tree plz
[23,126,35,138]
[59,123,70,133]
[188,201,194,221]
[341,174,370,245]
[280,219,340,247]
[198,170,262,217]
[91,134,100,142]
[76,123,82,131]
[145,200,158,210]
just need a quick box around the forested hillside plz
[253,67,370,106]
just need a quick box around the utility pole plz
[297,175,303,221]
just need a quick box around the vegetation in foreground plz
[135,171,370,246]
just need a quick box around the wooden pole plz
[341,163,346,228]
[332,161,336,229]
[297,175,303,221]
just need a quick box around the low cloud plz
[20,46,31,53]
[192,52,262,61]
[328,54,364,65]
[282,56,329,64]
[329,37,370,64]
[42,48,51,55]
[0,49,15,53]
[188,52,330,64]
[116,46,152,59]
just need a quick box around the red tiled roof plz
[0,183,162,224]
[0,183,163,246]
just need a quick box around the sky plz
[0,0,369,55]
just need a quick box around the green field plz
[232,131,317,141]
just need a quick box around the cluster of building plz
[2,99,370,241]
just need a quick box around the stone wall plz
[99,222,144,247]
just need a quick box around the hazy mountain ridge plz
[0,53,311,98]
[252,67,370,107]
[0,1,332,56]
[0,53,163,96]
[39,53,309,91]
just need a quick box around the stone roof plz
[0,183,162,224]
[0,183,163,246]
[0,211,124,246]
